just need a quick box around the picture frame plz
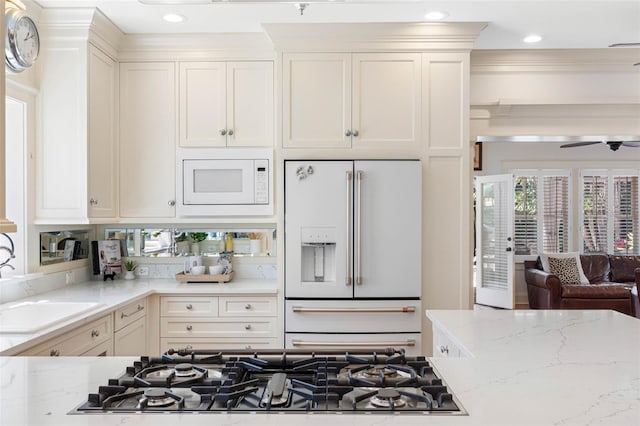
[474,142,483,171]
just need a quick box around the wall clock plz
[5,7,40,73]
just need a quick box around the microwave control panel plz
[254,159,269,204]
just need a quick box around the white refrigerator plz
[284,160,423,353]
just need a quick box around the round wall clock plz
[5,7,40,73]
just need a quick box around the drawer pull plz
[245,324,252,330]
[121,304,145,319]
[49,349,60,357]
[91,330,100,338]
[186,304,193,310]
[245,304,252,310]
[292,306,416,314]
[186,325,193,331]
[440,345,449,355]
[292,339,416,347]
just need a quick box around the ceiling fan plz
[560,140,640,151]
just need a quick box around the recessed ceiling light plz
[163,13,185,23]
[424,11,449,21]
[523,34,542,44]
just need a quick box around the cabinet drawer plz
[433,327,461,358]
[161,296,218,317]
[114,298,146,331]
[219,297,277,317]
[81,339,113,356]
[161,318,277,338]
[21,315,113,356]
[160,338,279,353]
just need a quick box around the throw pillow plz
[609,255,640,283]
[540,252,590,285]
[547,257,582,285]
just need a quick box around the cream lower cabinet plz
[18,315,113,356]
[432,324,469,358]
[113,298,147,356]
[282,52,421,149]
[159,295,278,352]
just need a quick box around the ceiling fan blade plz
[560,141,601,148]
[622,141,640,147]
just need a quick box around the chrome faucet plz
[0,233,16,278]
[0,263,15,278]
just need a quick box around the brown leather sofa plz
[631,268,640,318]
[524,254,639,316]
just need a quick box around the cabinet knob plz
[245,304,252,310]
[227,129,234,136]
[50,349,60,357]
[345,130,352,137]
[245,345,252,349]
[352,130,359,137]
[186,325,193,331]
[219,129,227,136]
[440,344,449,355]
[91,330,100,338]
[89,198,98,206]
[186,304,193,310]
[168,200,176,207]
[245,324,251,330]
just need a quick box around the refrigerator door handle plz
[346,170,353,286]
[356,170,363,285]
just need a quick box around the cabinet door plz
[119,62,176,218]
[114,317,147,356]
[352,53,421,149]
[282,53,351,148]
[88,45,117,219]
[179,62,226,147]
[227,61,274,147]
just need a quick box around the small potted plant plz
[124,260,137,280]
[175,232,190,254]
[189,232,208,256]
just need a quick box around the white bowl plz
[209,265,223,275]
[190,265,206,275]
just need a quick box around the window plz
[581,170,639,255]
[513,171,570,256]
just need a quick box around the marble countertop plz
[0,278,277,355]
[0,309,638,425]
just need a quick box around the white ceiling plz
[33,0,640,50]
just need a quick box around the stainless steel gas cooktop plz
[71,348,466,415]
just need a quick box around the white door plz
[355,161,421,298]
[475,174,515,309]
[285,161,353,298]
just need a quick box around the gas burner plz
[361,366,398,378]
[141,388,177,407]
[174,363,197,377]
[370,388,406,408]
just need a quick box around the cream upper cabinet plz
[119,62,176,218]
[35,42,117,223]
[87,46,118,219]
[179,61,274,147]
[282,52,421,149]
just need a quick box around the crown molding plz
[38,8,124,59]
[118,32,275,61]
[263,22,487,52]
[471,49,640,73]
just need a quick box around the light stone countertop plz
[0,278,277,355]
[0,309,638,426]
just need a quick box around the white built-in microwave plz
[177,148,273,216]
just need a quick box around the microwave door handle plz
[346,170,353,286]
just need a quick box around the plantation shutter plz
[582,175,609,253]
[514,176,537,255]
[542,176,569,252]
[613,175,639,254]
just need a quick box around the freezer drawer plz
[285,332,421,355]
[285,299,421,333]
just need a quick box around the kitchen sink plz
[0,301,105,334]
